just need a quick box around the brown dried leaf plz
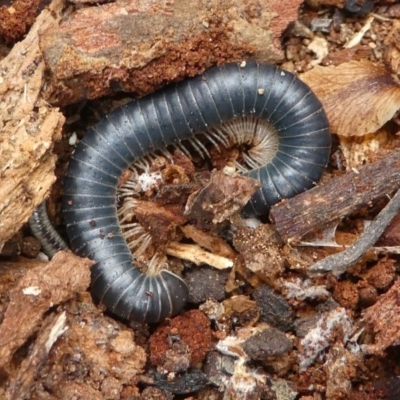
[133,200,187,247]
[301,60,400,137]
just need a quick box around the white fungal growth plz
[216,325,271,360]
[225,361,266,399]
[118,153,170,198]
[68,132,78,146]
[215,327,271,399]
[45,312,68,353]
[216,334,249,360]
[137,171,163,192]
[282,278,330,300]
[299,307,353,372]
[22,286,41,296]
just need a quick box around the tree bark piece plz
[39,0,303,105]
[270,150,400,243]
[0,0,65,250]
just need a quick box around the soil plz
[1,1,400,399]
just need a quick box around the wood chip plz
[167,241,234,270]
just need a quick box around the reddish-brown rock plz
[39,0,303,105]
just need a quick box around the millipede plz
[30,61,331,323]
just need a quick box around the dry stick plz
[309,188,400,276]
[270,150,400,244]
[166,241,234,269]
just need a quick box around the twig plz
[308,189,400,276]
[270,150,400,243]
[167,242,234,269]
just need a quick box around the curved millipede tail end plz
[63,61,331,323]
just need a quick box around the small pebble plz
[186,266,228,303]
[242,327,293,360]
[252,285,295,332]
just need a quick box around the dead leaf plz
[301,60,400,137]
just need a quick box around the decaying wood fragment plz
[0,0,65,250]
[167,241,234,270]
[7,311,68,400]
[384,19,400,76]
[270,150,400,244]
[186,170,261,228]
[363,280,400,354]
[180,224,237,259]
[233,223,286,287]
[6,293,147,399]
[38,298,146,398]
[0,251,91,368]
[0,258,46,321]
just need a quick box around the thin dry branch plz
[270,150,400,244]
[309,188,400,276]
[167,241,234,270]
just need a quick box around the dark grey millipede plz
[29,61,332,323]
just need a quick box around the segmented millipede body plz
[28,202,68,258]
[61,61,331,323]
